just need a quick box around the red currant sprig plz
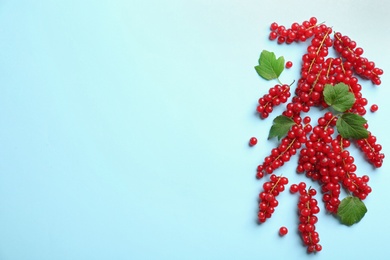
[256,124,306,178]
[333,32,383,85]
[257,84,291,119]
[291,183,322,253]
[269,17,322,44]
[356,132,384,168]
[257,174,288,223]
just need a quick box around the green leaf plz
[337,196,367,226]
[268,115,295,140]
[336,113,368,139]
[323,83,355,112]
[255,50,285,81]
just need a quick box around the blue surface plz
[1,0,390,259]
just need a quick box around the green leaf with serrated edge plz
[268,115,295,140]
[323,83,355,112]
[255,50,285,80]
[337,196,367,226]
[336,113,368,139]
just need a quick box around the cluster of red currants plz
[257,174,288,223]
[356,132,384,168]
[259,17,384,172]
[333,32,383,85]
[256,125,307,179]
[269,17,320,44]
[294,112,372,212]
[290,183,322,253]
[252,16,385,253]
[256,84,291,119]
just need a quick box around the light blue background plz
[1,0,390,259]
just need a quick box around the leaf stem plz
[277,77,283,85]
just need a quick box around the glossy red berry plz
[286,61,293,69]
[249,137,258,146]
[279,226,288,236]
[290,184,299,193]
[370,104,378,112]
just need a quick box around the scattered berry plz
[370,104,378,112]
[285,61,293,69]
[290,184,299,193]
[279,226,288,236]
[249,137,258,146]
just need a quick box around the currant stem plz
[270,176,282,194]
[275,138,296,162]
[324,115,337,130]
[306,21,326,30]
[308,28,331,74]
[308,71,322,95]
[289,79,296,87]
[364,138,375,153]
[326,59,333,77]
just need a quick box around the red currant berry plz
[298,182,306,191]
[269,31,278,40]
[370,104,378,112]
[315,244,322,252]
[290,184,299,193]
[249,137,257,146]
[270,22,278,31]
[309,17,318,25]
[279,226,288,236]
[286,61,293,69]
[303,116,311,124]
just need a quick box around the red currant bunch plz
[292,183,322,253]
[256,124,306,178]
[333,32,383,85]
[257,84,291,119]
[257,174,289,223]
[269,17,319,44]
[356,132,384,168]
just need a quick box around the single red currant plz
[370,104,378,112]
[290,184,299,193]
[303,116,311,124]
[270,22,278,31]
[279,226,288,236]
[249,137,258,146]
[286,61,293,69]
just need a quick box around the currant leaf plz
[323,83,355,112]
[336,113,369,139]
[255,50,285,81]
[268,115,295,140]
[337,196,367,226]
